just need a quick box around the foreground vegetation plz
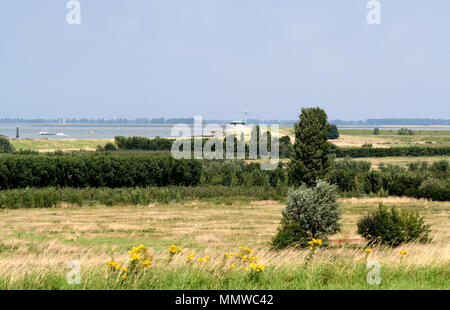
[0,198,448,289]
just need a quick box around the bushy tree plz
[272,180,341,248]
[0,137,14,153]
[288,107,331,186]
[278,136,293,158]
[327,124,339,139]
[373,128,380,135]
[398,128,414,135]
[357,204,431,246]
[104,142,118,151]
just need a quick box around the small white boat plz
[39,131,56,136]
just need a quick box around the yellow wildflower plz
[187,253,196,261]
[142,260,152,267]
[130,253,141,261]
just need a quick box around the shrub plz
[357,204,431,246]
[272,180,341,249]
[398,128,414,135]
[373,128,380,135]
[430,160,449,173]
[271,217,310,249]
[415,177,450,201]
[0,137,14,153]
[104,142,118,151]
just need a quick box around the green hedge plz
[333,146,450,158]
[0,154,201,189]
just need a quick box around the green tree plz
[327,124,339,139]
[288,107,331,186]
[104,142,118,151]
[373,128,380,135]
[0,137,14,153]
[272,180,341,248]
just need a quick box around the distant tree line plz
[112,135,450,158]
[331,118,450,125]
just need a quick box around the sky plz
[0,1,449,121]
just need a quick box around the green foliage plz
[273,181,341,248]
[373,128,380,135]
[357,204,431,246]
[278,136,293,158]
[398,128,414,135]
[327,124,339,139]
[115,136,173,151]
[104,142,118,151]
[430,160,449,173]
[332,146,450,158]
[288,107,331,186]
[0,154,201,189]
[0,137,14,153]
[0,186,282,209]
[271,217,310,249]
[411,177,450,201]
[199,160,286,187]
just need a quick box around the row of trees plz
[0,154,201,189]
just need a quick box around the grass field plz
[246,156,450,169]
[279,127,450,148]
[0,197,448,289]
[10,138,112,152]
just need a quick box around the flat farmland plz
[0,197,448,289]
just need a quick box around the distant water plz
[0,123,182,139]
[0,123,448,140]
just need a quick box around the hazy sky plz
[1,1,449,120]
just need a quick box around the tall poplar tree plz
[288,107,331,186]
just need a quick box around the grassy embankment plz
[0,197,448,289]
[10,139,113,152]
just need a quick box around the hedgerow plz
[0,154,201,189]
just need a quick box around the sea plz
[0,123,448,140]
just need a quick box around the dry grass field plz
[10,138,113,152]
[279,127,450,148]
[0,197,448,289]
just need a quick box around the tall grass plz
[0,186,283,209]
[0,261,447,290]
